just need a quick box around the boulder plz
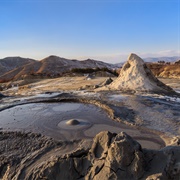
[101,77,113,86]
[86,131,145,180]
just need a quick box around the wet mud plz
[0,93,172,150]
[0,91,179,179]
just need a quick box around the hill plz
[0,56,116,83]
[144,56,180,63]
[0,55,180,84]
[0,57,36,77]
[146,62,180,78]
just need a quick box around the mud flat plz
[0,130,179,180]
[158,77,180,93]
[0,91,179,179]
[0,101,165,150]
[0,53,180,179]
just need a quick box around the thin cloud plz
[70,50,179,63]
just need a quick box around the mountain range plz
[0,56,117,83]
[0,55,179,83]
[144,56,180,62]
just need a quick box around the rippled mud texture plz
[0,88,179,179]
[0,131,179,180]
[0,131,86,180]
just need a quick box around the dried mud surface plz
[0,77,180,179]
[0,131,179,180]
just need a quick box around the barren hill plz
[0,56,116,83]
[0,57,36,77]
[144,56,179,63]
[147,62,180,78]
[0,55,179,83]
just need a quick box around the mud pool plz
[0,102,165,149]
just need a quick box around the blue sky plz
[0,0,179,63]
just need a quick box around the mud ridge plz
[0,131,179,179]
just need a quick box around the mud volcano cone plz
[66,119,80,125]
[109,53,174,93]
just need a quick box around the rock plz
[94,77,113,89]
[108,53,175,94]
[170,136,180,146]
[105,132,143,170]
[86,131,145,180]
[93,84,99,89]
[90,131,115,159]
[101,77,113,86]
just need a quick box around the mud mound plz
[66,119,80,125]
[58,118,91,130]
[109,53,175,94]
[1,131,180,179]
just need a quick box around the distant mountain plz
[144,56,180,63]
[175,60,180,64]
[146,62,180,78]
[0,55,117,83]
[110,56,180,65]
[113,62,124,68]
[1,55,179,83]
[0,57,36,76]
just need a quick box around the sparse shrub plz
[70,67,118,76]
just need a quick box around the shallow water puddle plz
[0,102,165,149]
